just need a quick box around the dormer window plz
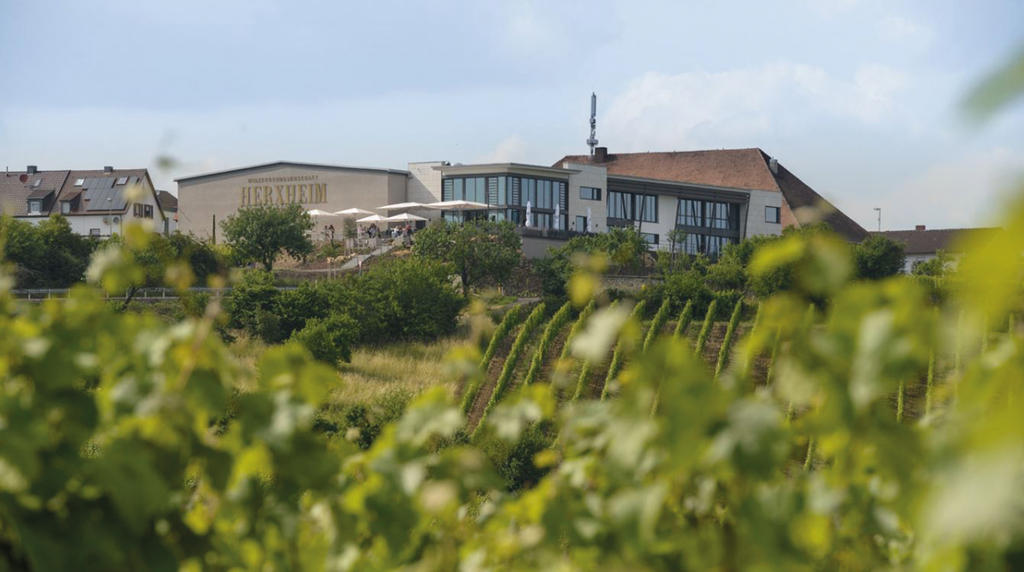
[115,177,128,185]
[27,199,42,215]
[61,201,71,215]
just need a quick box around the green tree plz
[912,250,952,277]
[0,215,97,288]
[221,204,314,271]
[412,220,521,294]
[854,234,906,279]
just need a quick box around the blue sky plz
[2,0,1022,230]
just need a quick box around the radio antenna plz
[586,92,599,155]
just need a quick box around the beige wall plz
[566,163,607,232]
[177,165,409,241]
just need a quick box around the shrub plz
[290,314,358,365]
[663,268,713,314]
[854,234,906,279]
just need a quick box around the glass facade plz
[607,191,657,223]
[674,198,742,257]
[441,174,568,230]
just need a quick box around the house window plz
[74,178,84,186]
[116,177,129,185]
[640,232,659,245]
[580,187,601,201]
[144,204,153,218]
[89,228,101,236]
[27,199,42,214]
[61,201,71,214]
[766,206,780,224]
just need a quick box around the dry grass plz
[330,337,462,405]
[227,333,462,405]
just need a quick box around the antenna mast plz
[586,92,599,155]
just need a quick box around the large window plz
[442,174,567,230]
[580,186,601,201]
[608,191,657,223]
[674,198,742,258]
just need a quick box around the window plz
[706,202,735,230]
[575,215,588,232]
[74,178,84,186]
[580,186,601,201]
[61,201,71,214]
[766,206,780,224]
[115,177,129,185]
[640,232,659,245]
[89,228,101,236]
[608,191,657,222]
[27,199,42,214]
[144,204,153,218]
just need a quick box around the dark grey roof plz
[82,177,127,211]
[157,190,178,211]
[175,161,410,184]
[26,187,56,199]
[875,228,1000,255]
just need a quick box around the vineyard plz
[2,208,1024,569]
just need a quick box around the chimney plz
[594,146,608,162]
[103,166,114,174]
[768,157,779,175]
[26,165,37,174]
[915,225,926,231]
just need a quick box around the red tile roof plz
[555,148,781,191]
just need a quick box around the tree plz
[412,220,521,294]
[912,250,952,277]
[854,234,906,279]
[0,215,97,288]
[221,204,314,271]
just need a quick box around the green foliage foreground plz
[2,191,1024,569]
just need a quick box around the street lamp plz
[873,208,881,232]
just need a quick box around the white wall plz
[744,189,784,238]
[566,163,606,232]
[406,162,444,221]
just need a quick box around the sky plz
[1,0,1023,231]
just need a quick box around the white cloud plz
[602,62,908,151]
[876,15,934,52]
[476,136,528,163]
[846,147,1024,230]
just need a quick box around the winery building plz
[175,161,439,240]
[174,148,866,256]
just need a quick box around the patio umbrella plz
[306,209,334,216]
[587,207,592,232]
[525,201,532,227]
[356,214,388,224]
[553,202,560,230]
[422,200,491,211]
[376,201,424,211]
[334,207,374,217]
[385,212,427,222]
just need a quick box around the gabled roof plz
[0,170,70,217]
[175,161,410,184]
[157,190,178,211]
[555,148,781,191]
[875,228,1000,255]
[554,148,868,242]
[770,157,868,242]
